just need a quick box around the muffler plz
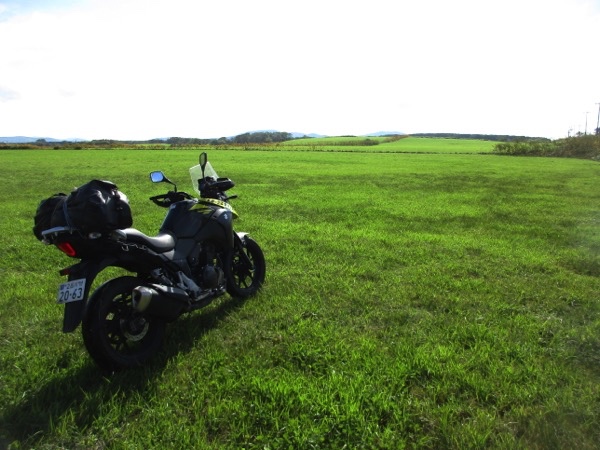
[132,286,155,312]
[132,284,189,321]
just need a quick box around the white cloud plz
[0,0,599,139]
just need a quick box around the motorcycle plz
[38,152,266,371]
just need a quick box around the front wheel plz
[82,276,166,372]
[225,236,266,298]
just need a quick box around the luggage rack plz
[41,226,80,244]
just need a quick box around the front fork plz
[59,257,117,332]
[234,231,251,257]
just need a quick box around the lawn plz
[0,148,599,449]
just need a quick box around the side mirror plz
[199,152,207,178]
[150,171,177,191]
[150,171,165,183]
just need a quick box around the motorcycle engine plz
[202,265,223,289]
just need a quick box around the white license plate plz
[57,278,86,304]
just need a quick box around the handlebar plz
[149,173,237,208]
[149,191,193,207]
[198,177,236,203]
[199,177,234,192]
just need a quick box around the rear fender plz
[61,257,117,332]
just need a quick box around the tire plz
[225,237,266,298]
[82,276,166,372]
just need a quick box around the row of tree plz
[163,132,294,146]
[412,133,550,142]
[0,132,296,149]
[231,131,292,144]
[493,134,600,159]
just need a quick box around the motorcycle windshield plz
[189,161,219,196]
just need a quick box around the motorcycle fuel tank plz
[159,200,208,238]
[159,199,234,247]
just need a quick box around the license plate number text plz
[57,278,86,304]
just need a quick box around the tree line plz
[412,133,550,142]
[0,131,296,149]
[493,134,600,160]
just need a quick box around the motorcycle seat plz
[121,228,176,253]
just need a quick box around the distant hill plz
[0,136,85,143]
[237,130,325,139]
[0,136,55,143]
[365,131,405,137]
[6,131,548,145]
[291,132,326,139]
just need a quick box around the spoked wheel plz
[225,236,266,298]
[82,276,166,372]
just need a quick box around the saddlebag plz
[52,180,133,233]
[33,193,68,240]
[50,180,133,234]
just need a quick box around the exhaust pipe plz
[132,284,189,321]
[132,286,156,312]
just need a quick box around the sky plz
[1,0,599,141]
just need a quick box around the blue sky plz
[1,0,599,140]
[0,0,78,18]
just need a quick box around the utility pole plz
[596,103,600,135]
[585,112,589,135]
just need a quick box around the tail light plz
[57,241,77,257]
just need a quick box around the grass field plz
[1,147,599,448]
[253,136,497,154]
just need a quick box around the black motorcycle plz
[36,152,265,371]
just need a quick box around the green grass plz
[281,136,497,153]
[1,148,599,449]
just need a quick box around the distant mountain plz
[290,132,326,138]
[0,136,85,143]
[228,130,326,139]
[364,131,405,137]
[1,131,407,144]
[0,136,52,143]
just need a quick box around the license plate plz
[57,278,86,304]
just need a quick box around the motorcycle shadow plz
[2,294,248,446]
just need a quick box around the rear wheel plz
[82,276,166,372]
[225,236,265,298]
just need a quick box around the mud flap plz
[61,257,117,332]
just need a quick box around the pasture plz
[262,136,496,153]
[1,147,599,448]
